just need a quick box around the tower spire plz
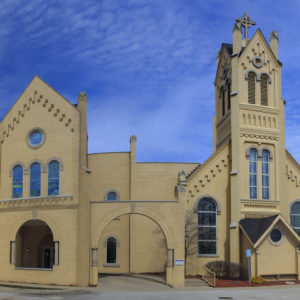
[236,12,256,40]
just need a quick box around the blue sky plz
[0,0,300,163]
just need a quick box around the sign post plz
[246,249,251,286]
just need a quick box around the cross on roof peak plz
[236,12,256,40]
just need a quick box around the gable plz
[0,76,79,145]
[239,29,280,78]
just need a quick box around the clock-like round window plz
[27,129,45,149]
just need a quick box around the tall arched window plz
[227,82,231,110]
[262,150,270,200]
[106,237,117,264]
[198,198,217,255]
[30,163,41,197]
[248,72,256,104]
[291,202,300,236]
[249,149,257,199]
[12,165,23,198]
[261,74,268,106]
[48,161,60,196]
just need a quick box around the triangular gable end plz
[0,76,79,145]
[254,215,300,248]
[240,215,300,248]
[239,28,281,68]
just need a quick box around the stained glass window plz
[30,163,41,197]
[12,165,23,198]
[48,161,60,196]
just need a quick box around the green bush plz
[206,260,248,280]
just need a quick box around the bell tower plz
[213,13,287,264]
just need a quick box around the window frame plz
[12,165,23,199]
[249,148,258,199]
[47,160,60,196]
[290,202,300,236]
[105,190,119,202]
[30,162,41,197]
[262,150,270,200]
[197,198,217,256]
[104,236,120,267]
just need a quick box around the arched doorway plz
[15,220,55,269]
[98,213,167,279]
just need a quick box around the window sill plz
[197,254,219,258]
[103,263,120,268]
[15,267,53,271]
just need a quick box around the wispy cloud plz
[0,0,299,163]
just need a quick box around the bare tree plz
[184,208,198,274]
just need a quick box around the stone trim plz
[194,195,221,215]
[26,127,46,149]
[46,157,64,171]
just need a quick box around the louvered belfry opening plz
[261,74,268,106]
[248,72,256,104]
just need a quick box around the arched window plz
[262,150,270,200]
[291,202,300,236]
[30,163,41,197]
[106,191,119,201]
[248,72,256,104]
[48,161,60,196]
[198,198,217,255]
[12,165,23,198]
[106,237,117,264]
[222,88,225,116]
[227,82,231,110]
[249,148,257,199]
[261,74,268,106]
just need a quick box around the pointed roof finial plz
[270,30,279,41]
[236,12,256,40]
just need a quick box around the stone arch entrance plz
[91,208,176,286]
[15,219,55,269]
[98,213,167,276]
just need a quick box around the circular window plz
[252,56,264,68]
[270,228,282,243]
[27,129,45,149]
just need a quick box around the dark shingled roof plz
[239,215,278,244]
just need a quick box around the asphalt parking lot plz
[0,275,299,300]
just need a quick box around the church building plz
[0,13,300,287]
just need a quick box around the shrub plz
[206,260,248,280]
[251,275,266,284]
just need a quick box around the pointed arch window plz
[198,198,217,255]
[12,165,23,198]
[30,163,41,197]
[261,74,268,106]
[106,237,117,264]
[262,150,270,199]
[249,148,257,199]
[48,161,60,196]
[248,72,256,104]
[291,202,300,236]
